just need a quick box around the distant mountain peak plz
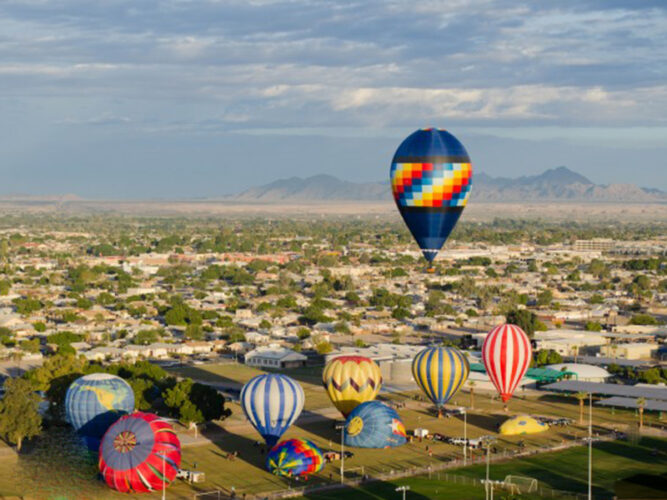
[231,168,664,203]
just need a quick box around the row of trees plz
[0,354,231,451]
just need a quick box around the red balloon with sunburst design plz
[99,412,181,493]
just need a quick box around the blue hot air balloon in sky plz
[240,374,305,448]
[65,373,135,450]
[344,401,407,449]
[390,128,472,268]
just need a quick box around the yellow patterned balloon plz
[412,346,469,413]
[322,356,382,417]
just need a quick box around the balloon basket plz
[426,267,436,274]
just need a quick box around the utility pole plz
[160,451,166,500]
[335,423,345,484]
[588,392,593,500]
[395,485,410,500]
[485,444,490,500]
[463,409,467,466]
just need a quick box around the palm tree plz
[637,397,646,430]
[575,392,587,424]
[570,345,579,363]
[468,380,476,410]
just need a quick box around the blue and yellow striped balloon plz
[412,346,469,410]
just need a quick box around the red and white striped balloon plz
[482,324,532,403]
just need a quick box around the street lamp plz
[462,408,467,466]
[156,451,167,500]
[588,392,593,500]
[396,485,410,500]
[335,423,345,484]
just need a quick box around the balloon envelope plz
[412,346,469,409]
[240,374,304,448]
[344,401,407,449]
[65,373,135,450]
[391,128,472,263]
[99,412,181,493]
[482,324,532,403]
[266,439,324,478]
[322,356,382,417]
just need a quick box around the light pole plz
[462,409,467,466]
[588,392,592,500]
[485,444,490,500]
[157,451,166,500]
[335,423,345,484]
[396,485,410,500]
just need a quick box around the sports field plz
[305,437,667,499]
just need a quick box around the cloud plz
[0,0,665,194]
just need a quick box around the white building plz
[245,346,307,369]
[533,329,607,356]
[546,363,611,383]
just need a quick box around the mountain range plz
[232,166,665,203]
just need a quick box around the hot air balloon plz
[344,401,407,449]
[481,324,532,408]
[266,439,324,478]
[240,374,304,448]
[99,412,181,493]
[65,373,135,450]
[412,346,469,417]
[322,356,382,417]
[390,128,472,270]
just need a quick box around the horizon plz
[1,1,666,197]
[0,165,660,201]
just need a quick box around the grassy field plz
[0,362,663,499]
[306,437,667,500]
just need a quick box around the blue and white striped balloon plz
[240,374,305,448]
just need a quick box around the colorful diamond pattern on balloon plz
[390,162,472,207]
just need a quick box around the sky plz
[1,0,666,198]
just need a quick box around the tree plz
[585,321,602,332]
[392,306,411,320]
[629,314,660,326]
[162,379,229,425]
[26,354,87,418]
[0,378,42,451]
[132,329,161,345]
[296,327,311,340]
[574,392,587,424]
[185,323,204,340]
[505,309,538,338]
[315,341,333,354]
[536,289,553,307]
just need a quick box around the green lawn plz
[454,436,667,498]
[0,362,663,499]
[303,437,667,500]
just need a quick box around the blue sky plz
[1,0,666,197]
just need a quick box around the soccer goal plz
[503,475,538,494]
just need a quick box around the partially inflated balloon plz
[391,128,472,265]
[65,373,135,450]
[99,412,181,493]
[344,401,407,449]
[412,346,469,412]
[266,439,324,478]
[322,356,382,417]
[482,324,532,404]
